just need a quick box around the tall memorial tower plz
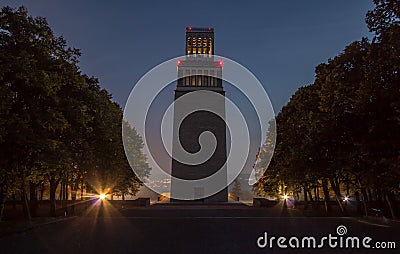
[170,27,228,202]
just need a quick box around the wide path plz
[1,202,399,254]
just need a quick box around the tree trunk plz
[367,188,373,202]
[17,162,31,221]
[314,187,319,208]
[355,191,362,215]
[376,188,382,202]
[80,181,84,200]
[322,179,331,215]
[40,183,44,201]
[308,190,315,209]
[360,186,369,216]
[0,192,6,222]
[49,179,59,217]
[21,188,31,221]
[334,177,341,196]
[29,181,38,217]
[385,192,396,219]
[64,181,68,201]
[59,182,63,201]
[20,169,31,221]
[12,194,16,209]
[71,182,77,201]
[122,193,125,201]
[330,178,344,213]
[303,187,308,210]
[335,194,345,214]
[329,178,342,198]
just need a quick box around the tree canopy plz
[256,0,400,217]
[0,6,150,220]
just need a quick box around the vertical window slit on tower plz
[192,37,196,54]
[191,70,196,86]
[197,37,202,54]
[185,70,190,86]
[204,70,209,86]
[187,36,191,55]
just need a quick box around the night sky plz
[2,0,374,112]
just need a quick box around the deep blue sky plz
[2,0,374,112]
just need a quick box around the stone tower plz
[170,27,228,202]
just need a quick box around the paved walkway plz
[1,201,398,253]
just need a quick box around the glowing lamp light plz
[177,60,181,66]
[187,27,192,31]
[218,60,223,67]
[283,194,288,200]
[99,193,106,200]
[344,196,349,201]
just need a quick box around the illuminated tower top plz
[185,27,214,55]
[177,27,222,89]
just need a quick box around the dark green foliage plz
[0,6,150,219]
[257,1,400,217]
[231,179,242,197]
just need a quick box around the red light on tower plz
[177,60,182,66]
[187,27,192,31]
[218,60,223,67]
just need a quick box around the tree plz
[257,0,400,217]
[0,6,151,220]
[231,179,242,198]
[366,0,400,37]
[0,6,80,219]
